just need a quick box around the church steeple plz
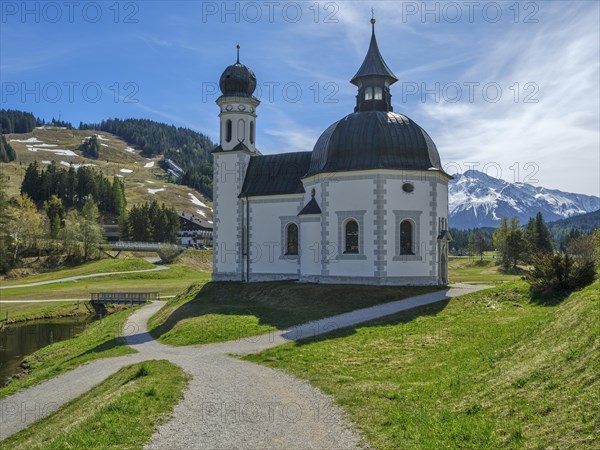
[351,16,398,112]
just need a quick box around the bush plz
[157,244,182,264]
[525,253,595,297]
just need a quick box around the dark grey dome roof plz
[219,62,257,97]
[306,111,442,177]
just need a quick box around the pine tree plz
[111,176,126,215]
[534,212,554,254]
[21,161,41,201]
[44,195,65,239]
[0,135,16,162]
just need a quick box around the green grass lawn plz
[0,301,90,324]
[0,306,140,399]
[449,257,524,284]
[0,265,210,301]
[245,281,599,449]
[149,282,441,346]
[0,360,189,450]
[0,258,156,286]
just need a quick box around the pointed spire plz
[371,8,376,34]
[350,17,398,86]
[236,44,240,64]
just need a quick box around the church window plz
[250,121,255,144]
[344,220,359,254]
[286,223,299,255]
[364,87,373,100]
[400,220,414,255]
[225,119,232,143]
[374,86,383,100]
[402,183,414,193]
[237,119,245,141]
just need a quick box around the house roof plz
[298,197,322,215]
[239,152,311,197]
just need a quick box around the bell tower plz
[217,44,260,152]
[351,17,398,113]
[212,45,259,281]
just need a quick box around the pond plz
[0,317,93,387]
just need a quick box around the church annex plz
[212,20,451,285]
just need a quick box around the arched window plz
[364,87,373,101]
[400,220,414,255]
[225,119,232,143]
[344,220,359,254]
[237,119,245,141]
[250,121,255,144]
[374,86,383,100]
[286,223,298,255]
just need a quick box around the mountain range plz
[449,170,599,229]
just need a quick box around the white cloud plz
[417,3,599,196]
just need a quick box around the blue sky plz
[1,1,599,195]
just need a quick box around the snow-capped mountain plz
[449,170,600,229]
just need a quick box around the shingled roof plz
[239,152,311,197]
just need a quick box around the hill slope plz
[246,281,599,448]
[3,127,212,221]
[449,170,599,229]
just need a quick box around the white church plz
[212,19,451,285]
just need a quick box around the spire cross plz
[370,9,376,33]
[236,44,240,63]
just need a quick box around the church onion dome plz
[305,18,444,178]
[219,45,257,97]
[305,111,442,178]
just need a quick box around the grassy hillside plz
[0,264,210,301]
[3,127,212,219]
[148,282,440,346]
[2,360,189,450]
[449,257,525,284]
[245,281,599,449]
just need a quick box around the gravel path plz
[0,266,169,289]
[0,283,488,447]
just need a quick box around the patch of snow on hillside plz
[11,137,42,143]
[120,168,133,173]
[197,209,206,217]
[26,146,77,156]
[144,161,155,168]
[146,180,155,184]
[101,143,108,147]
[124,147,135,153]
[188,193,207,208]
[41,160,52,164]
[148,188,166,194]
[96,135,109,141]
[60,161,96,169]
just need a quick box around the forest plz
[79,118,215,199]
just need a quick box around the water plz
[0,317,93,387]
